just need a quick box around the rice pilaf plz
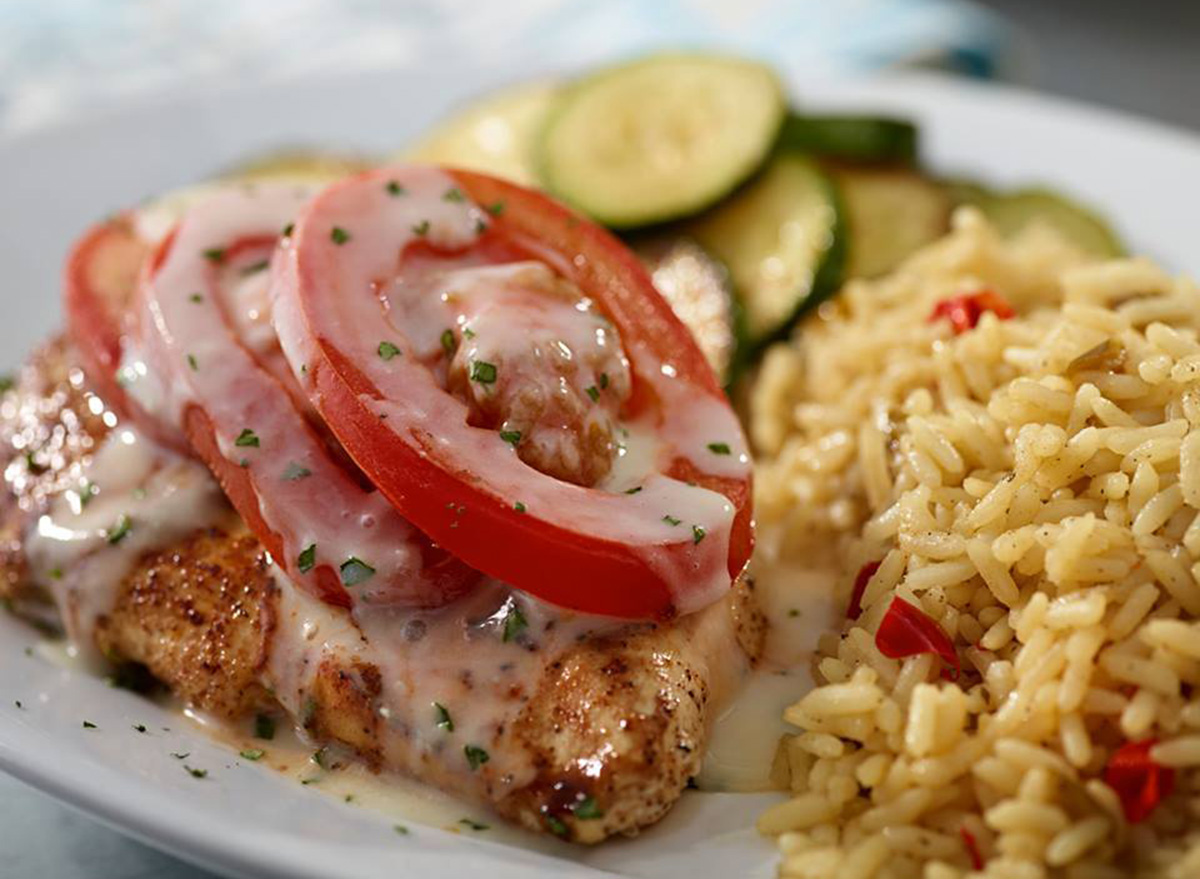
[753,207,1200,878]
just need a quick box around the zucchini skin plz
[779,115,918,164]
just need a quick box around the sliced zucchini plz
[780,115,918,164]
[634,237,737,383]
[225,150,374,183]
[831,164,952,279]
[686,153,845,350]
[948,184,1125,258]
[404,80,557,186]
[538,54,785,228]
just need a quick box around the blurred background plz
[0,0,1197,877]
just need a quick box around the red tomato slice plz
[63,217,188,450]
[271,166,754,619]
[136,185,477,608]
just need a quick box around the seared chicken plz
[0,336,764,843]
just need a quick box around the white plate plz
[2,61,1200,879]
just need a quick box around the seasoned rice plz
[753,207,1200,878]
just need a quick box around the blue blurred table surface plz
[0,0,1197,877]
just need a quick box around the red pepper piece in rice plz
[1105,739,1175,824]
[847,560,881,620]
[929,289,1015,334]
[959,826,985,871]
[875,597,961,678]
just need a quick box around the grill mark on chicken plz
[0,337,766,842]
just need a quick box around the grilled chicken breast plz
[0,336,765,842]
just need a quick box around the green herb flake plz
[189,293,204,304]
[297,544,317,574]
[240,748,265,761]
[106,514,132,545]
[312,747,329,769]
[462,327,476,339]
[443,187,465,203]
[474,218,487,235]
[707,442,732,455]
[14,700,22,709]
[254,713,277,740]
[48,567,63,580]
[433,702,454,732]
[340,557,376,586]
[202,247,226,263]
[79,481,97,507]
[187,353,198,372]
[133,723,147,733]
[585,385,600,402]
[486,201,505,217]
[624,486,642,495]
[662,514,681,527]
[82,721,97,729]
[464,744,489,771]
[502,605,528,643]
[377,341,401,361]
[282,462,312,481]
[385,180,405,197]
[282,222,295,237]
[412,220,430,236]
[692,525,707,545]
[234,428,260,448]
[394,824,410,835]
[240,259,269,276]
[184,765,208,779]
[546,815,569,838]
[171,752,190,760]
[459,818,489,831]
[344,794,355,804]
[440,328,457,357]
[0,375,12,394]
[787,608,800,618]
[470,360,497,384]
[499,429,522,446]
[599,372,609,390]
[513,501,526,513]
[574,796,604,819]
[330,226,351,245]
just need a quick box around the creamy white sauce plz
[23,427,228,662]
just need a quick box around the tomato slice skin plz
[273,167,754,620]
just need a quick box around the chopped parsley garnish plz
[340,557,376,586]
[624,486,642,495]
[486,201,505,217]
[25,452,45,474]
[0,375,12,394]
[546,815,569,838]
[312,747,329,769]
[234,428,260,448]
[502,604,528,643]
[82,721,97,729]
[599,372,609,390]
[462,327,476,339]
[433,702,454,732]
[240,260,269,276]
[187,353,198,371]
[662,514,681,527]
[513,501,526,513]
[13,700,21,710]
[238,458,250,468]
[48,567,63,580]
[499,430,521,446]
[79,481,97,506]
[394,824,410,835]
[344,794,355,803]
[297,544,317,573]
[254,713,277,740]
[574,797,604,819]
[440,328,457,357]
[787,608,800,618]
[240,748,265,761]
[385,180,405,197]
[692,525,707,544]
[282,462,312,481]
[133,723,147,733]
[377,341,401,361]
[282,222,294,237]
[412,220,430,236]
[707,442,732,455]
[585,385,600,402]
[443,187,465,203]
[470,360,497,384]
[202,247,226,263]
[464,744,489,770]
[184,765,207,779]
[189,293,203,304]
[330,226,351,245]
[459,818,489,831]
[474,218,487,235]
[106,514,132,545]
